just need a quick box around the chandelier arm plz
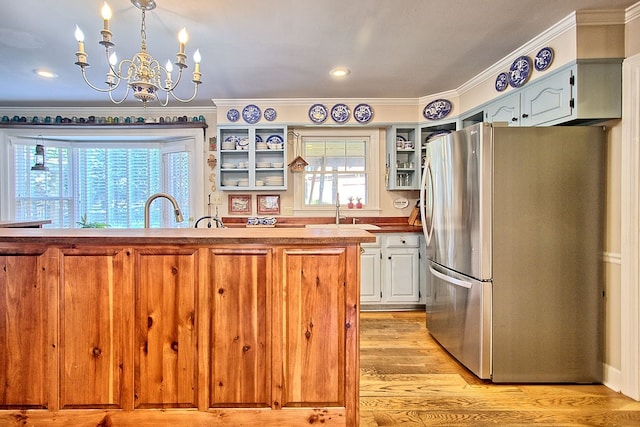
[108,85,134,104]
[168,82,201,103]
[80,67,124,93]
[154,90,171,107]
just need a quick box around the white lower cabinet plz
[360,236,382,303]
[361,232,424,309]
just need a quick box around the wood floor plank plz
[359,311,640,426]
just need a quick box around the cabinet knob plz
[511,117,518,122]
[522,113,529,118]
[401,239,406,244]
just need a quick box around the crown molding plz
[576,9,626,25]
[212,98,419,107]
[417,90,460,106]
[627,1,640,24]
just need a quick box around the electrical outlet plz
[210,194,222,205]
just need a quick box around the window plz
[294,128,380,213]
[13,140,191,228]
[303,137,367,206]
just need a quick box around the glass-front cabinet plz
[218,125,287,191]
[386,125,419,190]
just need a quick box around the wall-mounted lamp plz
[31,142,49,171]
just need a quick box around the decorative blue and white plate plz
[423,99,452,120]
[224,135,240,143]
[242,104,261,124]
[227,108,240,122]
[331,103,351,123]
[396,135,407,142]
[353,103,374,123]
[263,108,277,121]
[255,135,263,142]
[308,104,328,124]
[508,56,532,88]
[495,72,509,92]
[534,47,554,71]
[266,134,284,143]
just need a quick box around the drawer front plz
[385,234,419,248]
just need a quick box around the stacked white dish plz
[265,175,284,186]
[256,161,271,168]
[221,141,236,150]
[255,180,264,186]
[237,178,249,187]
[221,162,236,169]
[223,179,239,186]
[256,142,268,150]
[271,162,284,168]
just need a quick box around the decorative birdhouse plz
[288,155,308,172]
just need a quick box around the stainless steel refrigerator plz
[419,122,604,383]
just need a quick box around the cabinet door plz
[208,248,271,407]
[383,249,420,303]
[360,247,381,303]
[0,250,49,408]
[134,249,198,409]
[485,91,521,126]
[520,67,572,126]
[59,248,130,409]
[275,247,349,408]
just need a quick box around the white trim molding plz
[621,52,640,401]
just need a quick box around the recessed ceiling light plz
[34,69,59,79]
[330,67,351,78]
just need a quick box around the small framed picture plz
[257,194,280,215]
[228,194,252,215]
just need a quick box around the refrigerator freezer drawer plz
[426,262,492,379]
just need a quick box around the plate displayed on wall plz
[242,104,261,124]
[534,47,554,71]
[495,72,509,92]
[227,108,240,122]
[353,103,374,123]
[263,108,277,121]
[423,99,452,120]
[308,104,328,124]
[330,103,351,123]
[508,55,532,88]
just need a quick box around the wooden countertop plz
[221,216,423,233]
[0,219,51,228]
[0,227,376,245]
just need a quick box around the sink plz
[305,223,380,230]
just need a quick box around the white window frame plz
[0,127,205,226]
[293,128,380,215]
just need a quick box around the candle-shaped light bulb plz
[165,60,173,82]
[101,2,112,30]
[178,28,188,54]
[75,25,85,53]
[109,52,118,66]
[192,48,201,82]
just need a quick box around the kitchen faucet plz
[335,192,346,224]
[144,192,184,228]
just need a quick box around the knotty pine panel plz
[59,248,127,409]
[0,251,48,408]
[278,248,346,407]
[134,249,198,409]
[208,248,271,407]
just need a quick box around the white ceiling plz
[0,0,636,108]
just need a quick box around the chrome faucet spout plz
[335,192,346,224]
[144,192,184,228]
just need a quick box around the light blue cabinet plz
[386,125,420,190]
[484,59,621,127]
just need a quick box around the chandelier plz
[74,0,202,106]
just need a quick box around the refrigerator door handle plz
[420,162,434,244]
[429,264,473,289]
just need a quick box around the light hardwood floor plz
[359,311,640,426]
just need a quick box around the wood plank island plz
[0,228,375,426]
